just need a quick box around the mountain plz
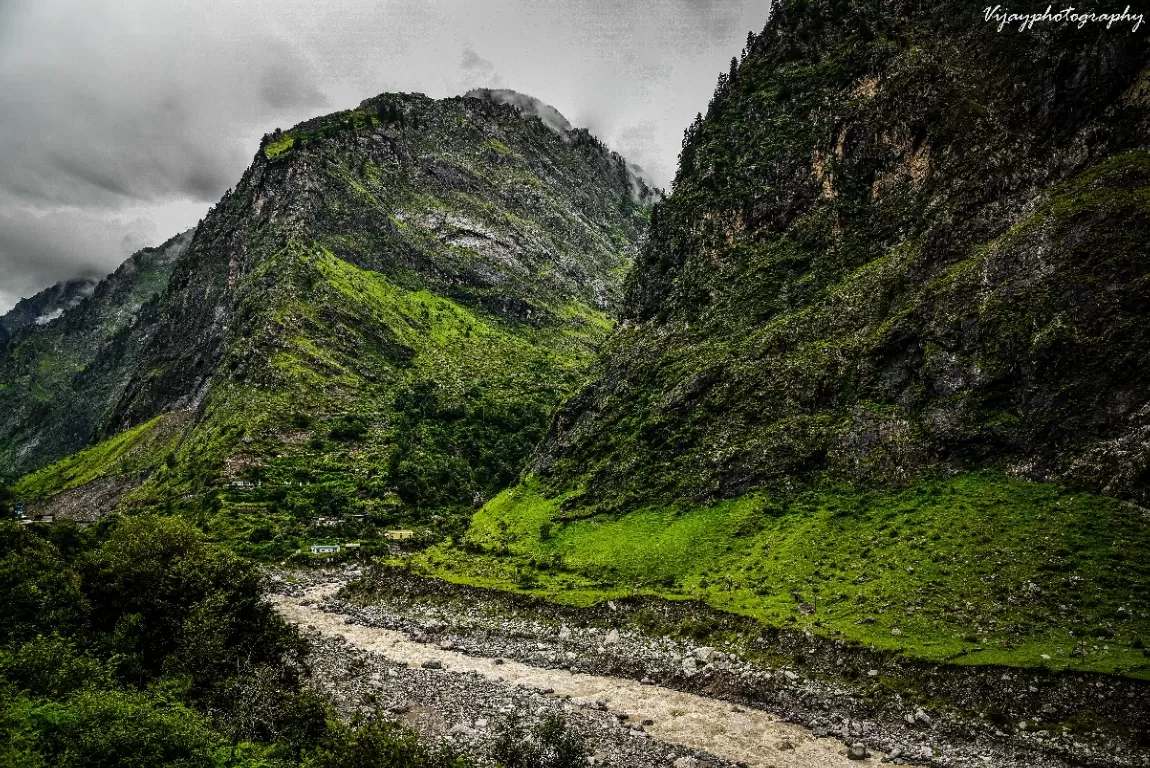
[0,278,100,344]
[434,1,1150,676]
[6,91,654,551]
[0,230,194,477]
[533,4,1149,510]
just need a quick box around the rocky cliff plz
[6,91,653,546]
[435,1,1150,680]
[526,0,1150,512]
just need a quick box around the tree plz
[0,522,87,644]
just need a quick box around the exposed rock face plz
[108,93,652,433]
[5,92,652,529]
[529,0,1150,510]
[0,230,194,476]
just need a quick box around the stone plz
[559,625,573,639]
[848,743,869,760]
[673,758,700,768]
[891,628,903,637]
[693,646,717,663]
[605,629,620,645]
[421,660,444,670]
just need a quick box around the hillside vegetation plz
[3,91,653,549]
[427,0,1150,677]
[0,517,480,768]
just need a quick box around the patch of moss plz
[263,135,295,160]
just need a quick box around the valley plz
[1,0,1148,765]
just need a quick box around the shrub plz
[491,715,587,768]
[302,716,470,768]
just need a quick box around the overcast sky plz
[0,0,772,312]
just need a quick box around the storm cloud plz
[0,0,772,312]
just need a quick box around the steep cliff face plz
[431,2,1150,678]
[527,0,1150,512]
[106,91,652,431]
[0,231,194,476]
[9,91,652,542]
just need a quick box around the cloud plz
[0,0,775,312]
[0,19,330,209]
[461,45,495,73]
[0,205,155,312]
[467,89,574,135]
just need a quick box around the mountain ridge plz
[424,0,1150,680]
[526,1,1150,511]
[5,89,654,552]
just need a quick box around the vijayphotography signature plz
[984,4,1145,30]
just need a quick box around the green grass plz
[264,135,295,160]
[418,472,1150,678]
[13,415,184,499]
[12,243,618,557]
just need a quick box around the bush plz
[0,637,113,700]
[302,716,470,768]
[0,522,88,644]
[2,689,220,768]
[328,416,369,442]
[491,715,587,768]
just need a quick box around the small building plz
[309,544,340,555]
[385,530,415,541]
[344,543,362,550]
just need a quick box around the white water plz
[272,586,889,768]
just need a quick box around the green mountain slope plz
[8,91,654,548]
[429,1,1150,675]
[0,231,194,477]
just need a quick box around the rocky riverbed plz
[268,568,1149,768]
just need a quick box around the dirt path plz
[272,585,889,767]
